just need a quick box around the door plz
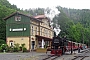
[32,41,35,50]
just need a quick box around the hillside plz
[61,7,90,28]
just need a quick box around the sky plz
[7,0,90,10]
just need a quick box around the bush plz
[23,47,27,52]
[9,47,14,52]
[1,44,7,50]
[13,47,18,52]
[5,46,10,52]
[19,46,22,51]
[14,43,20,52]
[1,44,8,52]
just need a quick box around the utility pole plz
[71,40,73,54]
[70,38,73,54]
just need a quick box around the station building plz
[4,11,54,51]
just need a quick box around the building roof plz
[3,11,42,22]
[34,15,50,22]
[34,15,47,19]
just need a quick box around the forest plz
[0,0,90,46]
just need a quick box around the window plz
[35,27,37,35]
[44,29,45,36]
[44,29,48,37]
[15,16,21,21]
[41,28,42,35]
[31,26,33,35]
[46,30,48,37]
[50,31,51,36]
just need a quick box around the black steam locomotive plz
[51,36,67,55]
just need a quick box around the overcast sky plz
[7,0,90,10]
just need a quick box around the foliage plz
[1,44,8,50]
[0,39,6,46]
[68,23,84,42]
[0,43,28,52]
[21,43,25,48]
[21,43,25,52]
[5,46,10,52]
[14,43,20,47]
[0,0,20,11]
[14,43,20,51]
[8,47,14,52]
[0,44,8,52]
[24,8,45,16]
[0,46,2,52]
[13,47,18,52]
[23,47,27,52]
[53,6,90,45]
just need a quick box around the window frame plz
[15,16,21,21]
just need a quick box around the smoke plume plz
[44,7,61,36]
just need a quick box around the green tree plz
[0,39,6,46]
[68,23,85,43]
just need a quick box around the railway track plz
[42,55,60,60]
[71,48,90,60]
[71,56,89,60]
[41,48,90,60]
[81,48,90,53]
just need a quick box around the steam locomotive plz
[51,36,67,55]
[50,36,85,55]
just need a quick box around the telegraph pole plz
[71,40,73,54]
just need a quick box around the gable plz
[4,11,42,23]
[6,13,30,24]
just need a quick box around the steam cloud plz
[44,7,61,36]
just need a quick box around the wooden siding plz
[6,13,30,37]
